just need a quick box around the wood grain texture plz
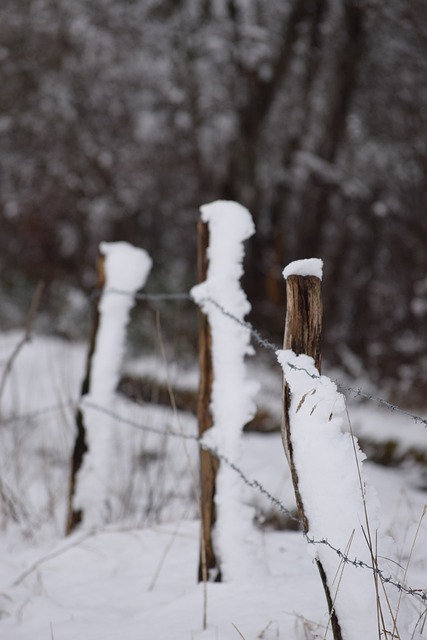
[197,220,221,582]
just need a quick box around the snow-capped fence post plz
[279,260,389,640]
[191,200,258,583]
[195,218,220,582]
[282,266,322,531]
[66,242,152,534]
[281,260,343,640]
[66,254,105,534]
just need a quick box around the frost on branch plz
[191,200,259,581]
[75,241,152,528]
[277,349,394,640]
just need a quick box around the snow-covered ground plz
[0,329,426,639]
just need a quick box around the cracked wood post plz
[65,255,105,535]
[281,271,343,640]
[197,219,221,582]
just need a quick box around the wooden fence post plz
[65,255,105,535]
[197,219,221,582]
[281,271,343,640]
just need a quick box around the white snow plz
[74,241,152,527]
[283,258,323,280]
[277,349,394,640]
[191,200,260,581]
[0,331,426,639]
[90,241,153,398]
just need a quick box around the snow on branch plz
[191,200,259,581]
[75,241,152,528]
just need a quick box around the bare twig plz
[154,312,209,630]
[345,403,397,639]
[393,505,427,637]
[258,620,280,639]
[148,505,189,591]
[11,529,95,587]
[323,531,355,640]
[0,281,45,410]
[11,524,148,588]
[411,607,427,639]
[232,622,248,639]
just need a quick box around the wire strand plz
[83,399,427,607]
[95,288,427,428]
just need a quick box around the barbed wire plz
[201,298,427,427]
[83,399,427,607]
[99,288,427,428]
[102,288,193,302]
[202,296,281,351]
[334,383,427,425]
[0,402,75,426]
[2,287,426,607]
[3,286,425,427]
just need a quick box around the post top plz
[283,258,323,280]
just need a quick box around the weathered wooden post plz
[66,242,152,534]
[196,219,221,582]
[66,255,105,535]
[281,259,343,640]
[192,200,257,583]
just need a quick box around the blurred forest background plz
[1,0,427,403]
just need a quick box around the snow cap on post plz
[200,200,255,239]
[283,258,323,280]
[100,241,153,292]
[192,200,255,323]
[197,200,255,306]
[90,241,152,399]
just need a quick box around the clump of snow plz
[277,349,395,640]
[74,242,152,528]
[191,200,260,581]
[283,258,323,280]
[90,242,153,399]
